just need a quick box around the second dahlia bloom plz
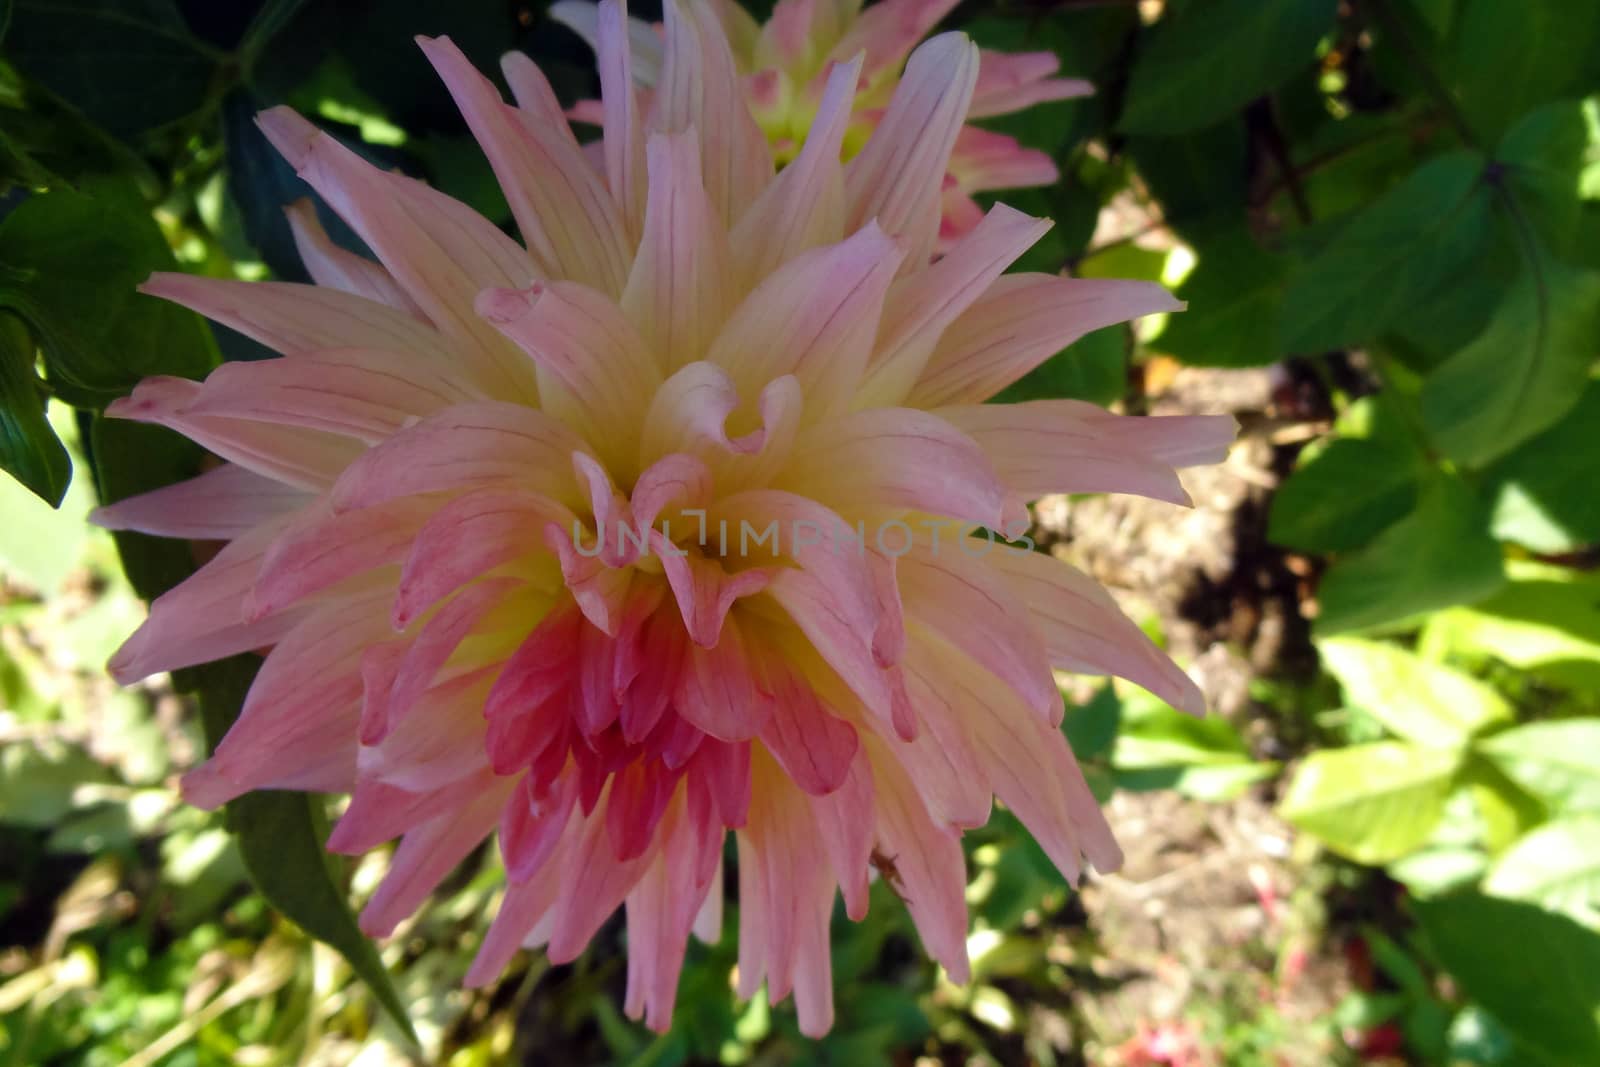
[552,0,1092,246]
[97,1,1232,1036]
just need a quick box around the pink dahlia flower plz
[551,0,1092,247]
[97,1,1232,1037]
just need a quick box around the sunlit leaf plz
[1477,720,1600,814]
[1280,741,1461,864]
[1319,638,1510,747]
[1485,817,1600,928]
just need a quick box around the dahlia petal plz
[502,772,581,881]
[948,126,1060,192]
[766,569,914,741]
[908,274,1184,407]
[466,843,570,984]
[784,407,1006,529]
[694,738,751,827]
[808,748,873,918]
[256,106,539,399]
[90,462,309,540]
[478,281,661,462]
[593,0,648,232]
[249,498,436,622]
[937,400,1235,505]
[897,546,1058,720]
[284,199,423,315]
[359,668,495,790]
[989,546,1207,716]
[394,489,574,628]
[546,525,635,634]
[655,0,772,226]
[859,202,1052,406]
[829,0,960,76]
[182,588,396,807]
[968,50,1092,119]
[383,578,524,734]
[691,855,724,941]
[550,0,665,86]
[623,131,734,370]
[183,348,479,445]
[138,273,445,363]
[360,776,513,936]
[707,221,902,417]
[485,606,584,769]
[499,51,577,135]
[910,625,1119,880]
[330,401,585,513]
[639,364,803,490]
[729,53,859,280]
[547,792,656,962]
[106,377,362,491]
[621,609,688,744]
[107,518,300,684]
[623,793,710,1031]
[606,759,678,861]
[843,33,978,259]
[328,773,484,854]
[419,35,632,294]
[758,662,859,795]
[675,614,772,739]
[865,739,971,982]
[895,638,995,828]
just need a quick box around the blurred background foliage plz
[0,0,1598,1063]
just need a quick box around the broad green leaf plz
[992,327,1125,406]
[1401,0,1453,38]
[1421,255,1600,467]
[1388,847,1487,898]
[1061,684,1121,762]
[195,656,418,1045]
[1125,120,1250,231]
[0,180,218,407]
[1477,720,1600,814]
[1157,229,1287,367]
[1319,638,1510,747]
[0,310,68,505]
[1423,562,1600,691]
[1416,893,1600,1064]
[1315,474,1504,635]
[0,406,92,592]
[1485,817,1600,927]
[5,0,224,141]
[1111,692,1276,801]
[1451,0,1600,140]
[1269,437,1426,553]
[1281,152,1493,353]
[1119,0,1337,135]
[1483,383,1600,553]
[1280,741,1462,864]
[1499,101,1590,253]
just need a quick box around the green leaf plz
[1112,693,1277,801]
[5,0,224,141]
[1498,101,1590,253]
[1281,152,1493,353]
[1280,741,1462,864]
[992,326,1126,406]
[1485,817,1600,928]
[1451,0,1600,141]
[1156,229,1287,367]
[0,310,69,505]
[1315,474,1504,635]
[195,656,418,1046]
[1478,720,1600,814]
[1062,684,1121,762]
[1420,253,1600,467]
[1119,0,1337,135]
[1423,562,1600,691]
[0,181,218,407]
[1484,383,1600,553]
[1387,847,1488,898]
[1319,638,1510,747]
[1269,437,1426,553]
[1416,893,1600,1064]
[1125,120,1250,232]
